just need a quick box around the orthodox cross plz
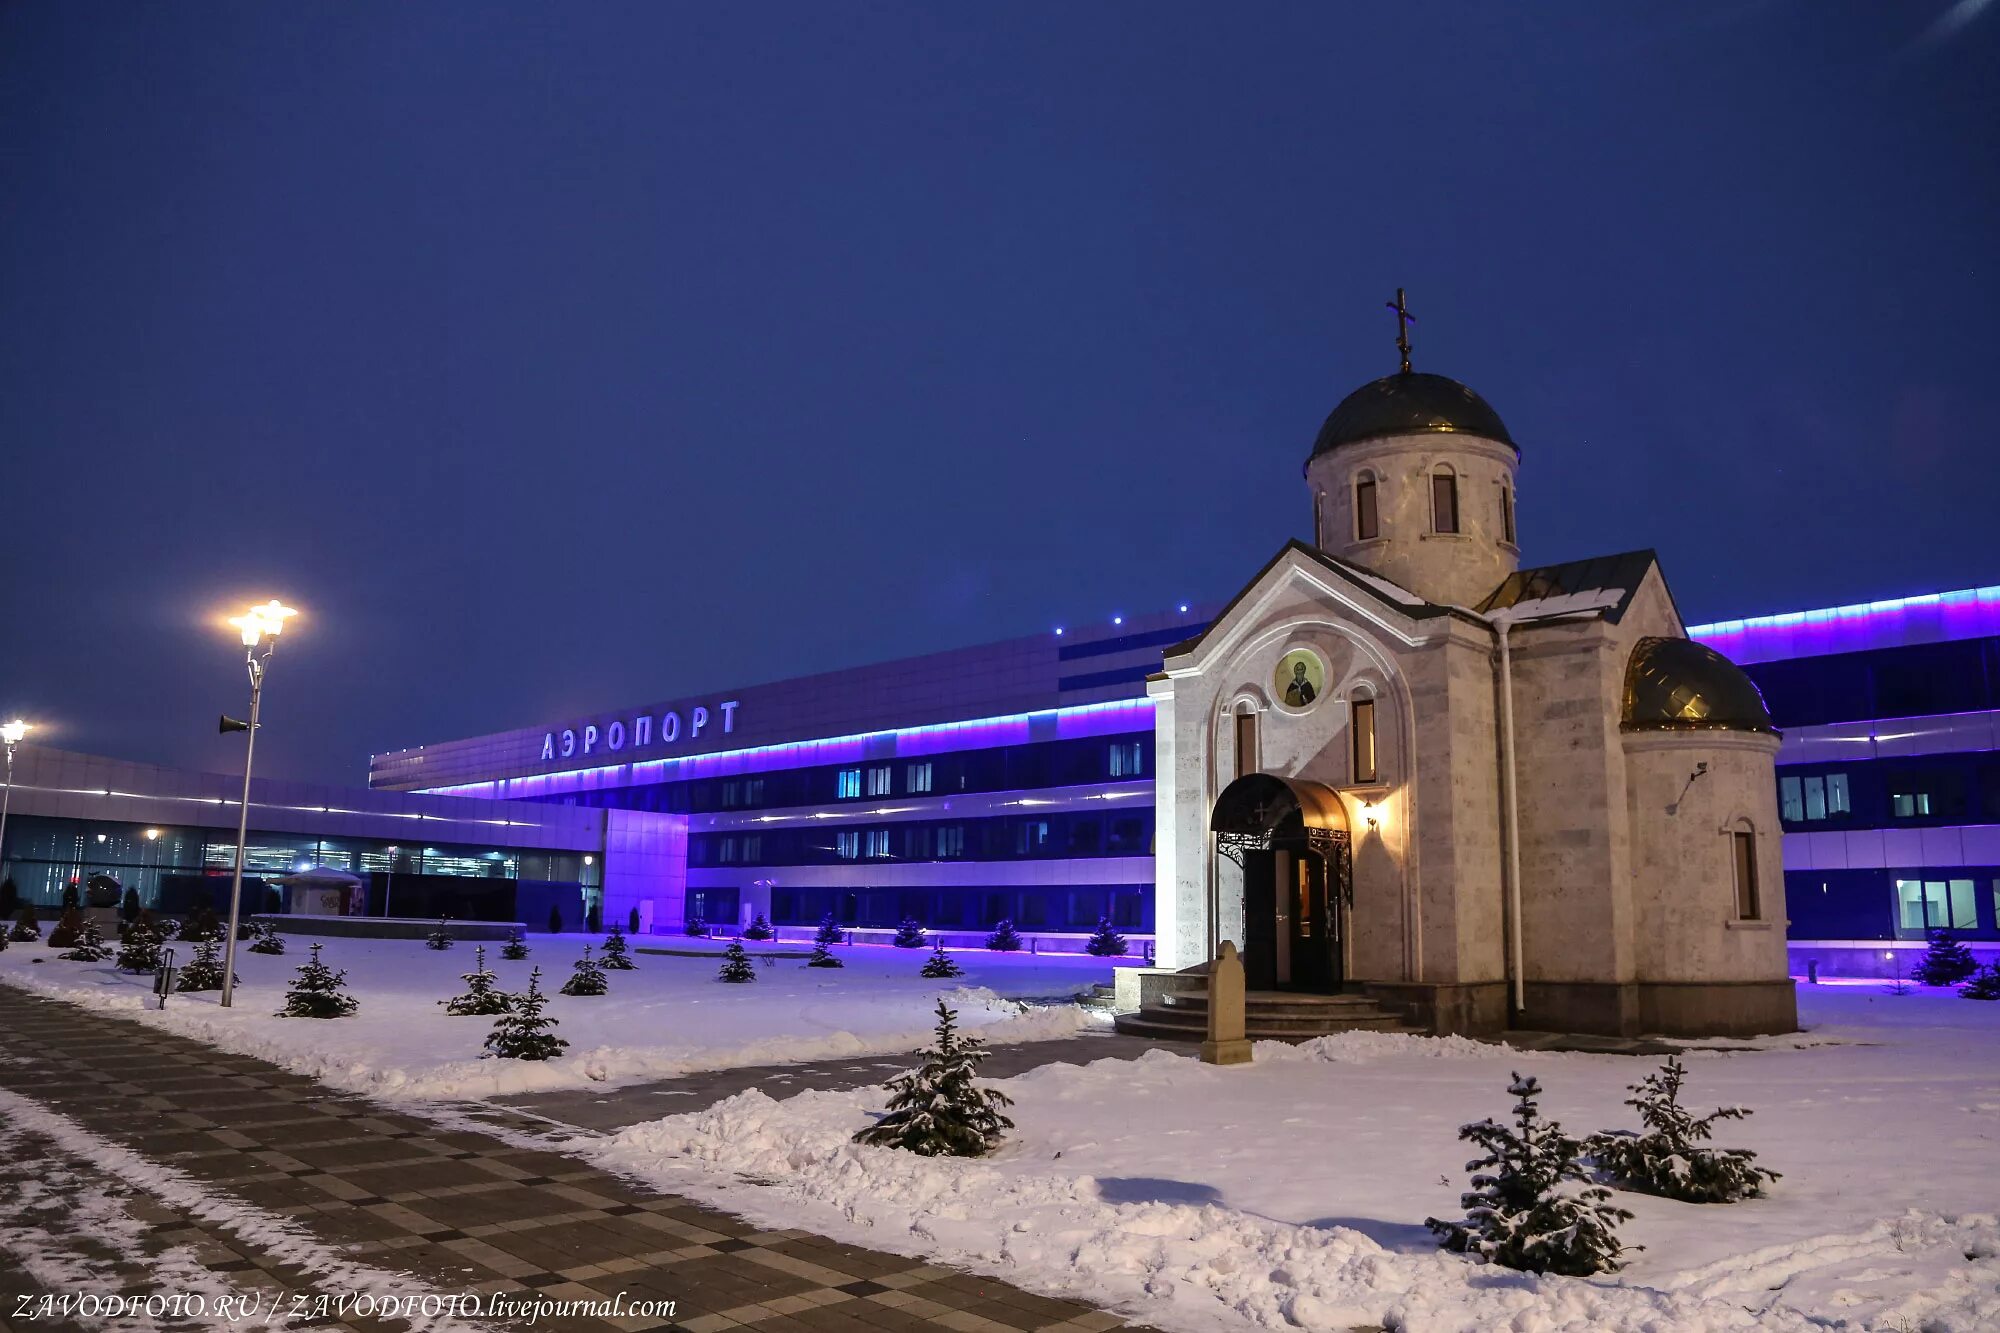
[1386,287,1415,373]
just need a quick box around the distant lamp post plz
[218,599,297,1008]
[382,845,398,919]
[0,718,31,882]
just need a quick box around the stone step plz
[1159,990,1393,1014]
[1112,1001,1421,1042]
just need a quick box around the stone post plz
[1200,940,1252,1065]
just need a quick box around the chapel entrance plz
[1211,774,1352,993]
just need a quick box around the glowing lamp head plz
[230,599,299,647]
[0,719,27,745]
[145,828,160,840]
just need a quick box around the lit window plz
[1355,475,1379,541]
[1431,470,1459,534]
[935,826,964,858]
[1108,742,1144,778]
[1826,773,1849,815]
[1016,821,1049,855]
[1779,776,1803,822]
[866,766,892,797]
[1732,830,1759,920]
[865,829,891,858]
[1350,697,1377,784]
[1500,485,1515,544]
[1235,712,1258,778]
[906,762,933,794]
[1895,879,1975,934]
[835,830,861,859]
[837,769,861,799]
[1892,791,1932,818]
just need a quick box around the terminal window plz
[907,762,933,794]
[1780,772,1850,822]
[837,768,862,799]
[1108,742,1144,778]
[866,766,893,797]
[1896,878,1977,935]
[865,829,891,858]
[835,830,861,859]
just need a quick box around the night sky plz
[2,3,1994,785]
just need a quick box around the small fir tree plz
[685,912,706,937]
[805,936,844,968]
[277,943,359,1018]
[546,903,563,934]
[441,945,514,1015]
[61,882,79,911]
[1426,1073,1635,1276]
[892,917,927,948]
[174,938,236,993]
[8,908,39,942]
[0,877,17,917]
[116,917,164,973]
[627,906,641,934]
[717,938,756,982]
[599,925,636,970]
[586,902,602,933]
[984,918,1023,952]
[59,919,112,961]
[120,886,142,921]
[246,920,287,955]
[920,942,964,979]
[853,1002,1014,1157]
[813,913,845,948]
[500,927,529,960]
[485,968,568,1060]
[559,944,608,996]
[1084,917,1128,958]
[46,908,85,949]
[425,919,455,951]
[1959,960,2000,1001]
[1913,928,1979,986]
[743,913,775,941]
[1586,1056,1778,1203]
[179,909,224,943]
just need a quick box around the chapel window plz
[1731,828,1760,920]
[1355,474,1380,541]
[1431,469,1459,534]
[1500,484,1515,544]
[1235,711,1258,778]
[1350,695,1378,784]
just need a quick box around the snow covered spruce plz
[173,939,235,993]
[484,967,567,1061]
[439,945,513,1016]
[115,915,165,973]
[892,917,927,948]
[716,939,756,982]
[985,918,1023,952]
[599,925,636,970]
[1963,960,2000,999]
[424,919,454,951]
[246,920,286,955]
[1083,917,1126,958]
[920,942,963,979]
[743,913,775,941]
[277,943,359,1019]
[1426,1072,1635,1276]
[559,944,609,996]
[806,918,845,969]
[1587,1055,1778,1203]
[58,919,111,962]
[500,927,529,960]
[852,1001,1013,1158]
[1914,928,1980,987]
[7,907,37,941]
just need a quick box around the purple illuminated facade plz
[371,609,1213,946]
[1691,582,2000,975]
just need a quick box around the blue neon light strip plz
[416,697,1156,800]
[1689,584,2000,665]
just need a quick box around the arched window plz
[1354,472,1380,541]
[1499,483,1515,544]
[1350,690,1377,784]
[1729,821,1760,920]
[1314,490,1326,548]
[1431,467,1459,534]
[1235,708,1259,779]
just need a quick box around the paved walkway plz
[0,987,1154,1333]
[500,1032,1177,1134]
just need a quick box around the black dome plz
[1622,637,1777,735]
[1311,371,1515,458]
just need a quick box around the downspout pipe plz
[1496,619,1526,1017]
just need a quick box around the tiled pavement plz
[0,987,1155,1333]
[501,1033,1179,1134]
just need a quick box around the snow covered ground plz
[590,985,2000,1333]
[0,933,1104,1100]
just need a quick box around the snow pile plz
[0,936,1103,1100]
[590,988,2000,1333]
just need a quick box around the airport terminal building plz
[362,582,2000,966]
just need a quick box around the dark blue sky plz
[2,3,1994,784]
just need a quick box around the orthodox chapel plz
[1142,295,1795,1038]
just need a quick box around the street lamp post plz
[219,600,297,1008]
[0,719,31,883]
